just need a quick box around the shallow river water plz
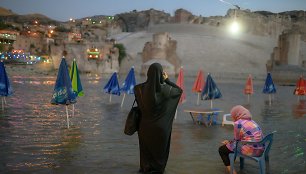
[0,74,305,174]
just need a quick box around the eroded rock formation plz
[141,32,181,75]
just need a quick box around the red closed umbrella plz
[175,67,186,119]
[192,70,205,105]
[294,76,306,101]
[244,74,253,103]
[176,67,186,104]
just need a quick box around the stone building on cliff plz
[268,30,306,84]
[141,32,181,75]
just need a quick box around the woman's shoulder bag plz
[124,99,141,135]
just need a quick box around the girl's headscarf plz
[230,105,252,121]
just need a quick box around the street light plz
[230,20,240,33]
[229,8,240,34]
[218,0,241,34]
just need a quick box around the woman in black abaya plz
[134,63,183,174]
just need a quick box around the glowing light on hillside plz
[230,21,240,34]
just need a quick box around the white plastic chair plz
[222,114,234,126]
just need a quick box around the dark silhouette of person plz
[134,63,182,174]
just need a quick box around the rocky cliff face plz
[116,9,171,32]
[116,8,306,41]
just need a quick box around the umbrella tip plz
[74,58,76,61]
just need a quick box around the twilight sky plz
[0,0,306,22]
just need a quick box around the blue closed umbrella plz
[51,57,76,128]
[120,67,136,107]
[104,72,120,102]
[263,72,276,105]
[0,62,13,110]
[201,73,222,108]
[262,73,276,94]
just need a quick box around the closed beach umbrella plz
[262,72,276,105]
[0,62,13,110]
[121,67,136,107]
[201,73,222,109]
[70,59,84,97]
[103,72,120,102]
[192,69,205,105]
[69,59,84,116]
[294,76,306,101]
[176,67,186,104]
[51,57,76,128]
[244,74,254,103]
[175,67,186,119]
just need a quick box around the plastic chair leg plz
[259,160,266,174]
[229,154,235,174]
[239,157,244,169]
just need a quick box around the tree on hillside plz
[114,43,126,66]
[0,44,4,52]
[54,26,71,32]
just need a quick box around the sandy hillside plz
[116,23,279,80]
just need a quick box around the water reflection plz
[292,100,306,118]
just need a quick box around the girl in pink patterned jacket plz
[218,105,264,174]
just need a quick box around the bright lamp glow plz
[230,21,240,34]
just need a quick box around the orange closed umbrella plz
[176,67,186,104]
[244,74,253,103]
[294,76,306,101]
[192,70,205,105]
[175,67,186,119]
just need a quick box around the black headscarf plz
[144,63,165,105]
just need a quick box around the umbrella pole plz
[247,94,250,103]
[4,97,6,104]
[109,94,112,103]
[121,93,126,108]
[210,100,213,109]
[1,97,3,111]
[66,105,70,129]
[197,93,200,105]
[72,104,75,117]
[269,94,272,105]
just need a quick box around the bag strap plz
[133,85,143,108]
[132,99,136,107]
